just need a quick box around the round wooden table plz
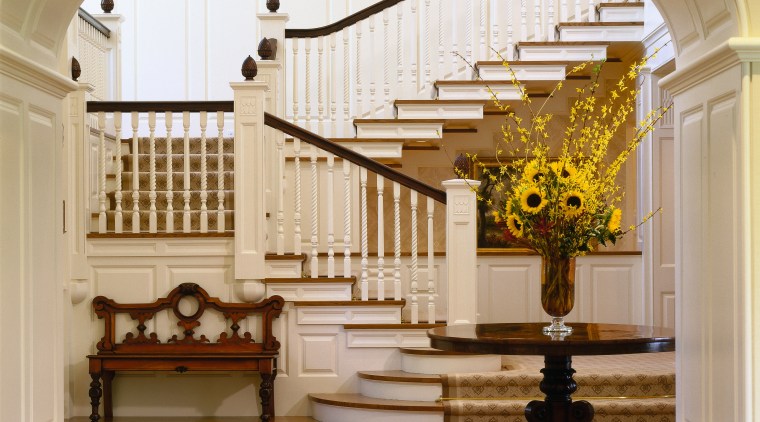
[428,323,675,422]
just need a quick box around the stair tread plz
[517,41,612,46]
[344,323,445,329]
[394,99,489,105]
[310,393,443,411]
[557,21,644,27]
[400,347,485,356]
[264,277,355,284]
[476,60,571,66]
[354,118,446,124]
[357,370,442,383]
[597,1,644,8]
[265,253,307,261]
[294,299,405,306]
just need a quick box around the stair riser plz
[478,65,567,81]
[265,283,353,302]
[559,26,644,42]
[295,306,402,325]
[599,7,645,23]
[312,403,442,422]
[518,45,608,61]
[395,105,483,120]
[354,123,443,139]
[436,85,522,101]
[346,329,432,348]
[401,354,502,375]
[360,379,441,402]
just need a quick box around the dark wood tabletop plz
[428,322,675,356]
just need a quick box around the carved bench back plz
[92,283,284,354]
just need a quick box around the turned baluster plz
[326,153,335,278]
[343,160,352,278]
[293,138,303,256]
[410,190,419,324]
[165,111,174,233]
[376,175,385,300]
[113,111,123,233]
[427,197,435,323]
[216,111,226,233]
[393,182,401,301]
[199,111,208,233]
[97,111,107,233]
[130,111,140,233]
[310,146,319,276]
[182,111,191,233]
[360,167,369,301]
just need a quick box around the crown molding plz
[0,46,77,99]
[660,37,760,95]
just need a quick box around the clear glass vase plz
[540,256,576,334]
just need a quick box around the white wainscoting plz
[476,253,645,325]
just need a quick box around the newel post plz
[442,179,480,325]
[231,61,269,302]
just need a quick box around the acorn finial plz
[241,55,257,80]
[258,38,273,60]
[454,153,470,178]
[71,57,81,81]
[266,0,280,12]
[101,0,114,13]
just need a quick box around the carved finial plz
[101,0,114,13]
[258,38,273,60]
[266,0,280,12]
[242,55,257,80]
[454,153,470,178]
[71,57,81,81]
[178,283,200,295]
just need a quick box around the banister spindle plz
[393,182,401,301]
[410,0,418,91]
[521,0,528,42]
[435,0,442,82]
[376,175,385,300]
[343,28,350,130]
[410,190,419,324]
[182,111,191,233]
[326,153,335,278]
[216,111,226,233]
[330,33,337,135]
[369,14,377,117]
[479,0,486,62]
[427,197,435,323]
[507,0,515,60]
[561,0,568,23]
[396,5,403,93]
[292,38,299,123]
[317,36,325,135]
[449,0,458,76]
[305,37,312,130]
[310,146,319,277]
[360,167,369,301]
[165,111,174,233]
[588,0,597,22]
[113,111,123,233]
[492,0,501,59]
[383,8,390,117]
[131,111,140,233]
[355,21,363,119]
[199,111,208,233]
[548,0,556,41]
[294,138,303,255]
[148,111,157,233]
[98,111,107,233]
[465,0,473,70]
[534,1,542,41]
[276,129,285,253]
[575,0,582,22]
[343,160,352,277]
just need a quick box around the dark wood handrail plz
[78,8,111,38]
[264,112,446,204]
[87,101,234,113]
[285,0,404,38]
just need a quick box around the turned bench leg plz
[259,358,277,421]
[89,372,102,422]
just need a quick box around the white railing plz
[284,0,628,136]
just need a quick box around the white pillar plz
[231,80,268,302]
[92,13,123,100]
[442,179,480,325]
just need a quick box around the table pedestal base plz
[524,355,594,422]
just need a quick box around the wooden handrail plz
[285,0,404,38]
[87,101,234,113]
[78,8,111,38]
[264,112,446,204]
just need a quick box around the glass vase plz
[540,256,576,334]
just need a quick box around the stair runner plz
[442,353,675,421]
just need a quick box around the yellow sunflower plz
[608,208,622,232]
[550,161,577,179]
[560,190,585,217]
[520,187,546,214]
[523,161,545,183]
[506,214,523,237]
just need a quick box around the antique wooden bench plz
[87,283,284,421]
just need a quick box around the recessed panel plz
[299,334,338,376]
[590,266,633,324]
[487,265,531,322]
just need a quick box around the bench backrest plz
[92,283,284,355]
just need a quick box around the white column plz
[231,80,268,302]
[442,179,480,325]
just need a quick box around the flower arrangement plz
[459,52,671,259]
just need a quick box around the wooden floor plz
[66,417,315,422]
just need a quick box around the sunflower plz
[506,214,523,237]
[523,161,545,183]
[560,190,585,217]
[608,208,622,232]
[550,161,577,179]
[520,187,546,213]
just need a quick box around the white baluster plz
[548,0,556,41]
[436,0,443,78]
[479,0,486,61]
[326,153,335,278]
[410,190,419,324]
[343,28,350,128]
[396,5,404,91]
[292,38,299,123]
[575,0,582,22]
[165,111,174,233]
[294,138,302,256]
[465,0,473,71]
[410,0,418,90]
[451,0,460,76]
[330,34,337,135]
[304,37,312,130]
[425,0,432,87]
[317,36,325,135]
[427,197,435,324]
[383,9,390,117]
[393,182,401,301]
[492,0,501,59]
[199,111,208,233]
[113,111,123,233]
[369,14,376,117]
[521,0,528,42]
[131,111,140,233]
[343,160,352,278]
[216,111,226,233]
[148,111,157,233]
[376,175,385,301]
[97,111,107,233]
[534,1,542,41]
[355,21,363,118]
[310,146,319,277]
[507,0,515,60]
[360,167,369,301]
[276,130,285,254]
[561,0,568,23]
[588,0,597,22]
[182,111,191,233]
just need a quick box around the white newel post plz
[92,13,123,100]
[443,179,480,325]
[67,83,95,304]
[231,79,268,302]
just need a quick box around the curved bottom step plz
[310,393,443,422]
